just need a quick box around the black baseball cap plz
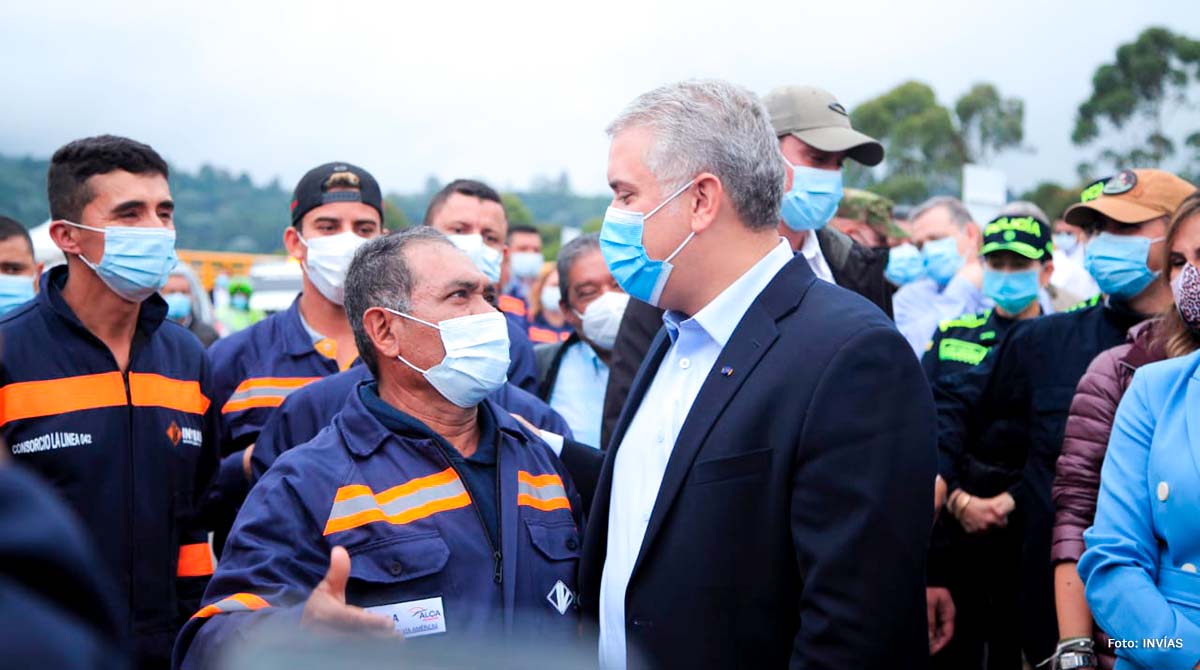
[981,214,1053,260]
[290,161,384,226]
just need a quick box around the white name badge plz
[367,596,447,638]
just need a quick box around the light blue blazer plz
[1080,348,1200,669]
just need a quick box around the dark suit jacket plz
[579,255,935,669]
[600,228,893,449]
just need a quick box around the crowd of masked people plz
[1,78,1199,670]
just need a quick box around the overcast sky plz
[2,0,1197,199]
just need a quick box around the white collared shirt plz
[598,239,794,669]
[799,229,835,284]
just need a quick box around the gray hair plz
[911,196,976,231]
[606,79,787,231]
[556,233,601,309]
[344,226,454,376]
[998,200,1050,224]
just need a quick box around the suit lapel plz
[630,256,815,577]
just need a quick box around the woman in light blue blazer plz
[1079,346,1200,669]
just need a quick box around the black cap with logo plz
[290,161,384,226]
[981,214,1053,260]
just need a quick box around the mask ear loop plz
[383,307,443,374]
[646,179,699,264]
[58,220,106,269]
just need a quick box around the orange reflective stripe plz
[177,542,215,577]
[221,377,322,414]
[191,593,270,619]
[129,374,210,415]
[332,468,460,504]
[517,493,573,512]
[0,372,127,427]
[324,469,471,535]
[498,295,527,317]
[528,327,559,344]
[518,471,564,488]
[324,492,472,535]
[517,471,571,512]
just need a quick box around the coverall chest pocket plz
[346,532,451,608]
[523,519,581,625]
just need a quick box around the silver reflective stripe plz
[327,479,468,523]
[226,386,303,403]
[213,597,260,614]
[518,480,568,502]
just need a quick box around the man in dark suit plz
[581,79,936,669]
[600,85,895,449]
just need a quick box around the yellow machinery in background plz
[177,250,282,291]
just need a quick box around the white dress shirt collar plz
[662,239,794,349]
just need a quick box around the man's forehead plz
[86,170,171,203]
[0,236,34,261]
[304,200,380,223]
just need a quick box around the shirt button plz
[1183,563,1197,574]
[388,561,404,576]
[566,537,579,551]
[679,358,690,369]
[1158,481,1170,502]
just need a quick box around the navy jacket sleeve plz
[174,462,331,670]
[180,353,225,609]
[250,390,317,482]
[791,325,935,668]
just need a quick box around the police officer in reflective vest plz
[175,228,582,668]
[923,206,1074,381]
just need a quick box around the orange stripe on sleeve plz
[232,377,323,393]
[0,372,127,426]
[130,374,211,415]
[177,542,215,577]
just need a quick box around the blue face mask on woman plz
[0,274,35,316]
[885,243,924,287]
[599,179,696,306]
[62,221,178,303]
[983,268,1040,315]
[1083,232,1163,300]
[780,165,844,231]
[921,237,965,286]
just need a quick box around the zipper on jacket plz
[430,435,503,586]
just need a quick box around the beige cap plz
[1063,169,1197,228]
[764,85,884,167]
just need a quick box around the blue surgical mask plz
[780,165,844,231]
[388,309,510,408]
[448,234,502,284]
[1052,233,1077,256]
[885,243,924,287]
[231,293,249,310]
[983,268,1040,315]
[511,252,544,280]
[599,179,696,306]
[0,274,35,316]
[63,221,178,303]
[922,237,965,286]
[164,293,192,322]
[1084,232,1163,300]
